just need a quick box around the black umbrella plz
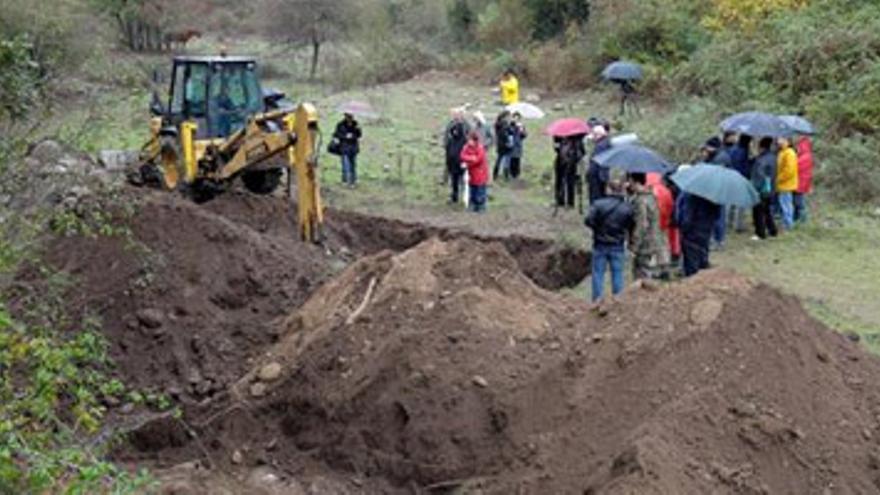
[720,112,792,137]
[601,61,643,82]
[593,144,671,173]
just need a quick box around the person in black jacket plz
[444,109,471,203]
[333,113,362,187]
[585,172,635,302]
[675,190,722,277]
[555,135,586,208]
[493,111,512,180]
[751,137,779,240]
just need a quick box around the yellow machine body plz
[139,56,325,242]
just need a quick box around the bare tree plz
[263,0,354,80]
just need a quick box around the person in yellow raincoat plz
[500,69,519,105]
[775,136,799,230]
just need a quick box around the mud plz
[22,189,880,494]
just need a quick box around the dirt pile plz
[34,191,336,401]
[27,191,587,405]
[166,238,880,494]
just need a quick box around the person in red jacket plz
[646,173,681,263]
[460,131,490,213]
[794,136,814,224]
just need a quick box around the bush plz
[475,0,534,51]
[817,135,880,203]
[0,36,40,120]
[520,30,597,91]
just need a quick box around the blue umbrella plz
[779,115,816,135]
[601,61,643,81]
[593,144,671,174]
[720,112,792,137]
[670,164,760,208]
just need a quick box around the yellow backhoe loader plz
[134,55,323,241]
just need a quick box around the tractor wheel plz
[241,169,283,195]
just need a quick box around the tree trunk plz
[309,38,321,81]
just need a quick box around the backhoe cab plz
[138,56,324,241]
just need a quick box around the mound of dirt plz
[157,238,880,494]
[31,192,336,401]
[22,191,588,406]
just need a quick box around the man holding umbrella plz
[545,117,591,210]
[671,164,761,277]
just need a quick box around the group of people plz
[586,125,815,303]
[442,106,528,212]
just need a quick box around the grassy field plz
[42,48,880,352]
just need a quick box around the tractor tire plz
[241,169,283,195]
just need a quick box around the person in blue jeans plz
[333,113,362,187]
[585,174,635,302]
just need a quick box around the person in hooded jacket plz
[646,172,680,265]
[460,131,490,213]
[794,135,814,224]
[587,125,612,204]
[776,136,799,230]
[333,113,363,187]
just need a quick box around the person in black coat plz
[554,135,586,208]
[494,111,512,180]
[444,110,471,203]
[675,190,722,277]
[333,113,362,187]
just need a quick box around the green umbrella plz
[670,164,760,208]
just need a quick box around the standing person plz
[776,136,799,230]
[472,111,494,153]
[509,112,527,179]
[676,190,722,277]
[646,173,680,266]
[587,125,612,204]
[725,133,752,233]
[443,109,471,204]
[493,111,512,180]
[700,136,732,249]
[794,135,814,224]
[555,135,585,208]
[333,113,362,187]
[629,173,668,280]
[460,131,490,213]
[585,171,635,302]
[500,69,520,106]
[751,137,779,240]
[616,80,639,116]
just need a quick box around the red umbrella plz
[544,118,591,138]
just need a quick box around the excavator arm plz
[285,103,323,243]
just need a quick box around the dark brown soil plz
[23,189,880,494]
[128,236,880,494]
[26,190,588,405]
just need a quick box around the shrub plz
[475,0,534,51]
[817,135,880,203]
